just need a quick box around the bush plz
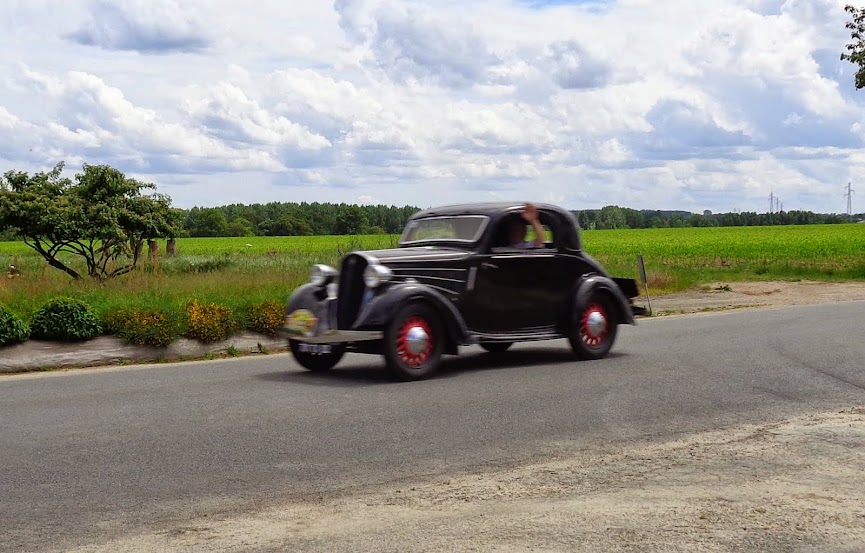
[104,307,186,347]
[243,300,285,336]
[0,305,29,347]
[30,298,102,342]
[184,300,237,343]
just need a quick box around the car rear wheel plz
[480,342,513,353]
[568,293,618,360]
[383,302,444,381]
[289,340,346,372]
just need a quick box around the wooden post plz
[148,240,159,260]
[166,238,177,257]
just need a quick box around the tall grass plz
[1,225,864,319]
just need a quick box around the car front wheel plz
[383,302,444,381]
[289,340,346,372]
[568,294,618,360]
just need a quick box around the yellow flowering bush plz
[243,300,285,336]
[184,300,237,343]
[104,308,186,347]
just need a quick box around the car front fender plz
[356,281,471,345]
[574,274,636,326]
[285,283,335,337]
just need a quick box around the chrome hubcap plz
[586,310,607,337]
[405,326,429,355]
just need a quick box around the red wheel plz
[579,303,609,348]
[384,303,444,381]
[569,294,618,360]
[395,316,434,367]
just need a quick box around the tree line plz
[176,203,858,237]
[181,203,420,237]
[575,206,855,230]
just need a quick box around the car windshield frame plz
[399,215,490,245]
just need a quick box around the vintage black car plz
[285,202,642,381]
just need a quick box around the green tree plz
[334,205,369,235]
[188,208,228,237]
[227,217,255,237]
[842,4,865,89]
[0,162,177,280]
[271,214,313,236]
[597,206,628,229]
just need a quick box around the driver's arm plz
[523,204,545,247]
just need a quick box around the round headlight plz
[310,264,337,286]
[363,264,393,288]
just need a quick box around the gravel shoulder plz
[649,279,865,316]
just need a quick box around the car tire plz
[383,302,444,381]
[289,340,346,372]
[568,293,618,360]
[480,342,513,353]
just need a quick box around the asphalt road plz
[2,301,865,553]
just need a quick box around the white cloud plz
[0,0,862,214]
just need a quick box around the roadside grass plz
[1,225,864,319]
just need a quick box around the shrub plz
[30,298,102,342]
[184,300,237,343]
[243,300,285,336]
[0,305,29,347]
[104,308,186,347]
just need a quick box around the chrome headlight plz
[310,264,338,286]
[363,264,393,288]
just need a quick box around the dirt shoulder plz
[68,407,865,553]
[648,280,865,316]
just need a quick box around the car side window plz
[489,211,559,253]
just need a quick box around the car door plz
[462,213,576,334]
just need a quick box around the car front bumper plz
[285,308,382,344]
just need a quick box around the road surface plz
[2,301,864,552]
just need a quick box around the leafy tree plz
[187,208,228,237]
[334,205,369,235]
[227,217,255,237]
[842,4,865,89]
[0,162,177,280]
[597,205,628,229]
[271,214,313,236]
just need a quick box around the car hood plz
[358,246,471,266]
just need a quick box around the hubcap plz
[405,325,430,355]
[396,316,433,367]
[580,303,609,347]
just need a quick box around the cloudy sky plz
[1,0,863,213]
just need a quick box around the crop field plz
[1,224,864,320]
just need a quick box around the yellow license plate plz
[286,309,318,337]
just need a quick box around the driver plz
[508,203,545,249]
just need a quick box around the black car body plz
[285,202,642,380]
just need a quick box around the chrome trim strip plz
[394,274,465,284]
[290,330,384,344]
[389,267,468,272]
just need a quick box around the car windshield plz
[400,216,489,244]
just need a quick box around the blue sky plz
[0,0,863,214]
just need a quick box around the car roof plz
[410,202,571,219]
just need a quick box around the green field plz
[1,225,864,320]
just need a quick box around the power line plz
[845,182,855,216]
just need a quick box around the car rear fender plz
[357,282,470,347]
[574,274,636,326]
